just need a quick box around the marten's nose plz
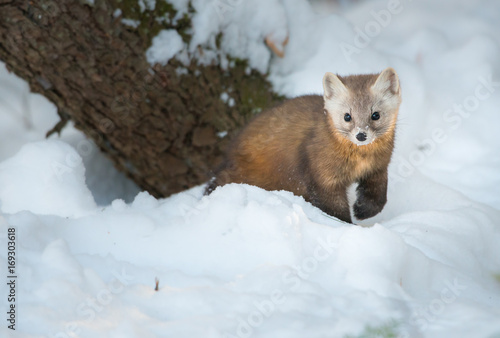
[356,132,367,142]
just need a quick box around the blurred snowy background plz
[1,0,500,337]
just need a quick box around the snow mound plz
[0,140,96,217]
[2,180,500,337]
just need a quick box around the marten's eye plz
[344,113,352,122]
[371,112,380,120]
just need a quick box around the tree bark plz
[0,0,282,197]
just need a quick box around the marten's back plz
[222,95,326,194]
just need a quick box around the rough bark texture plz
[0,0,282,197]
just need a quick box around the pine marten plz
[205,67,401,224]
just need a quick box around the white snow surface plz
[0,140,96,217]
[146,29,186,66]
[2,0,500,337]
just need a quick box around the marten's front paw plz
[353,199,384,220]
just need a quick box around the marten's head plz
[322,67,401,146]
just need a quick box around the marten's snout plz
[356,132,367,142]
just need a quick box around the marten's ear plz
[323,72,347,100]
[372,67,401,96]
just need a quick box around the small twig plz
[265,35,289,58]
[46,110,71,137]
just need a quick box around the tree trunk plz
[0,0,282,197]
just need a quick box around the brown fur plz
[205,68,401,223]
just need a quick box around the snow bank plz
[0,63,140,206]
[0,140,96,217]
[1,179,500,337]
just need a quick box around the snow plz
[1,0,500,337]
[138,0,156,12]
[220,92,236,107]
[121,18,141,29]
[0,63,139,206]
[146,29,186,66]
[147,0,290,72]
[113,8,122,19]
[0,140,96,217]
